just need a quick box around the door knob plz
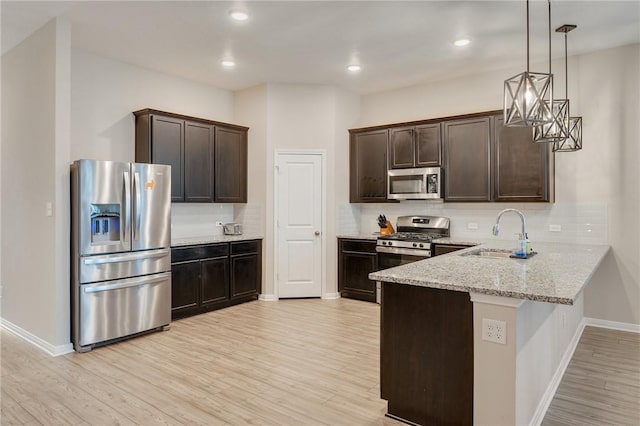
[314,231,321,236]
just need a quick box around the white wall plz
[1,18,71,351]
[70,48,235,162]
[235,83,360,298]
[357,44,640,326]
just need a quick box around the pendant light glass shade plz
[504,0,554,128]
[553,116,582,151]
[504,71,553,127]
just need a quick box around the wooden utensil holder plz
[380,221,395,235]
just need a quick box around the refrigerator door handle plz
[83,249,168,265]
[83,274,169,293]
[123,171,131,243]
[133,172,141,241]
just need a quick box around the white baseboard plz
[529,319,586,426]
[1,318,73,357]
[322,292,341,300]
[584,317,640,333]
[258,294,278,301]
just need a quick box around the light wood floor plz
[543,326,640,426]
[1,299,402,425]
[1,300,639,426]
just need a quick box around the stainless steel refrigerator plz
[71,159,171,352]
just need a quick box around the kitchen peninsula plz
[370,240,610,426]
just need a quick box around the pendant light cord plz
[565,32,569,99]
[526,0,530,72]
[548,0,552,74]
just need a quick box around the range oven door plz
[376,246,431,269]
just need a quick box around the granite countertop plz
[370,240,610,305]
[337,233,380,241]
[172,234,263,247]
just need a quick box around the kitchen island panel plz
[381,282,473,425]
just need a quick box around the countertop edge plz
[171,235,263,247]
[370,242,611,306]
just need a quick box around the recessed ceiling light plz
[221,60,236,68]
[454,38,471,47]
[229,10,249,21]
[347,64,361,72]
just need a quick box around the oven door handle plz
[376,246,431,257]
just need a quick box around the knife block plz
[380,221,395,235]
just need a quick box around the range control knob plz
[419,243,424,248]
[412,243,417,248]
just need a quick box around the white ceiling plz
[2,1,639,94]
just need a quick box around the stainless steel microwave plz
[387,167,442,200]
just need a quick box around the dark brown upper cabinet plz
[443,116,492,201]
[215,127,247,203]
[184,121,214,202]
[134,109,249,203]
[136,114,184,201]
[389,124,441,169]
[493,116,550,202]
[349,129,391,203]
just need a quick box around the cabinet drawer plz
[231,240,260,256]
[340,239,377,254]
[171,244,229,263]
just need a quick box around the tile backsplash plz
[234,204,263,236]
[339,201,607,245]
[171,203,234,238]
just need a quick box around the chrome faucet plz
[493,208,528,256]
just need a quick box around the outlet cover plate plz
[482,318,507,344]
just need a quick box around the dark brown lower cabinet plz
[231,241,262,300]
[170,239,261,320]
[433,243,473,256]
[338,238,378,302]
[381,282,473,425]
[171,261,200,313]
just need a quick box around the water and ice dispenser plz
[90,204,120,243]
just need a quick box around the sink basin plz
[462,248,514,259]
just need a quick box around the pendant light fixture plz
[504,0,554,127]
[553,24,583,152]
[533,1,569,143]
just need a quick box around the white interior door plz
[276,153,323,298]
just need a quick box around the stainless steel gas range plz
[376,215,450,269]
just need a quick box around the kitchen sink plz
[461,248,514,259]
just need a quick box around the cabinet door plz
[350,130,389,202]
[201,257,229,306]
[389,127,415,169]
[338,239,377,302]
[215,126,247,203]
[171,261,200,315]
[152,116,184,202]
[494,116,549,201]
[230,254,260,300]
[415,124,441,167]
[184,121,214,202]
[443,117,492,201]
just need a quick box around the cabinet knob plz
[314,231,321,236]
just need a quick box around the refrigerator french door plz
[71,159,172,352]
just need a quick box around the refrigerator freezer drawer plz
[78,272,171,348]
[79,248,170,284]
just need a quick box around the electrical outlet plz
[549,224,562,232]
[482,318,507,345]
[467,222,478,230]
[215,221,223,227]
